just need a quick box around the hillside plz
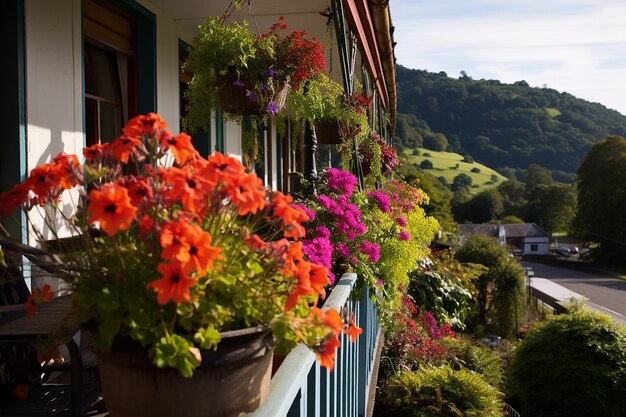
[401,148,506,195]
[395,65,626,183]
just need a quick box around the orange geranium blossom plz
[0,112,358,377]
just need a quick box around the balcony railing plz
[249,273,382,417]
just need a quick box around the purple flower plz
[303,236,335,283]
[398,230,410,241]
[335,242,351,258]
[315,226,330,239]
[303,206,316,221]
[264,67,278,78]
[232,79,245,87]
[267,101,279,115]
[359,240,380,263]
[324,168,358,197]
[246,90,258,103]
[367,190,391,212]
[395,216,407,227]
[376,279,384,286]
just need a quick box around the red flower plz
[271,191,309,238]
[88,183,137,236]
[225,172,266,216]
[108,135,141,163]
[122,112,168,139]
[161,132,197,165]
[146,262,197,304]
[160,166,212,216]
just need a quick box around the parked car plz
[555,247,571,256]
[569,246,579,255]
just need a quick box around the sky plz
[390,0,626,116]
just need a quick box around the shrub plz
[463,154,474,163]
[471,167,481,173]
[378,366,503,417]
[420,159,433,169]
[507,307,626,417]
[412,149,421,156]
[439,336,503,387]
[423,152,432,157]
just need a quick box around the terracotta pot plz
[315,120,342,145]
[97,327,274,417]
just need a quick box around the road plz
[522,261,626,325]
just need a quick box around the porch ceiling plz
[149,0,333,40]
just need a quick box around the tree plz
[508,307,626,417]
[454,235,525,336]
[454,188,503,223]
[524,163,553,192]
[497,180,527,219]
[451,173,472,191]
[525,183,577,234]
[574,135,626,263]
[419,159,433,169]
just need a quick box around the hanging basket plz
[97,327,274,417]
[315,120,342,145]
[218,71,290,116]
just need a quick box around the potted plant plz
[0,113,360,417]
[184,7,326,131]
[359,132,400,181]
[285,74,371,146]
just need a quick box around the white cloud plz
[392,0,626,115]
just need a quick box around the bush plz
[423,152,432,157]
[412,149,421,156]
[462,154,474,163]
[378,366,503,417]
[471,167,481,173]
[439,336,503,387]
[507,307,626,417]
[420,159,433,169]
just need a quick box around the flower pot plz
[97,327,274,417]
[315,120,342,145]
[218,71,289,116]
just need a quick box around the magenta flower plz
[324,168,358,197]
[367,190,391,212]
[398,230,410,241]
[395,216,407,227]
[359,240,380,263]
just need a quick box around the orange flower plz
[146,262,197,304]
[271,191,309,238]
[25,163,62,205]
[317,334,342,370]
[52,153,81,189]
[122,112,168,139]
[108,135,141,163]
[161,132,197,165]
[24,284,55,318]
[225,172,266,216]
[345,319,363,343]
[160,166,211,216]
[160,219,221,276]
[83,142,109,162]
[116,176,153,206]
[202,152,245,185]
[0,183,29,215]
[88,183,137,236]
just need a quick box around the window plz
[83,0,136,146]
[530,244,538,252]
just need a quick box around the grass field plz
[401,148,508,195]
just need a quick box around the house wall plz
[523,237,550,255]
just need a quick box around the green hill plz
[401,148,506,194]
[395,65,626,183]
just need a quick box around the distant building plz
[498,223,550,255]
[458,223,550,255]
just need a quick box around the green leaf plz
[194,326,221,350]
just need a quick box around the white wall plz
[25,0,83,168]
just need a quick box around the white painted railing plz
[249,273,382,417]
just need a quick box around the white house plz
[498,223,550,255]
